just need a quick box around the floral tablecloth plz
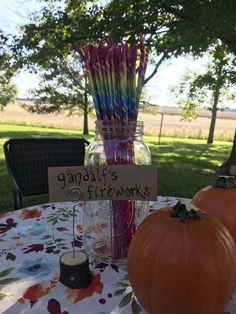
[0,196,235,314]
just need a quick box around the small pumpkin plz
[127,201,236,314]
[192,175,236,242]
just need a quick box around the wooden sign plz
[48,165,157,202]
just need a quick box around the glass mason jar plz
[83,120,151,264]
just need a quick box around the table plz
[0,196,235,314]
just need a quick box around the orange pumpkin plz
[127,201,236,314]
[192,175,236,243]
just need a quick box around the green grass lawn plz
[0,124,232,213]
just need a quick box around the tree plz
[216,130,236,175]
[14,0,236,167]
[0,31,17,109]
[172,44,236,143]
[14,0,103,134]
[98,0,236,56]
[96,0,236,170]
[14,0,169,135]
[24,54,92,134]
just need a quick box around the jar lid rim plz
[95,120,144,125]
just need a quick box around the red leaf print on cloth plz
[20,209,41,220]
[72,236,83,248]
[47,298,69,314]
[18,277,58,307]
[0,218,17,234]
[66,273,103,303]
[22,244,44,254]
[20,283,48,307]
[0,212,11,219]
[76,224,83,234]
[11,235,21,240]
[56,227,69,232]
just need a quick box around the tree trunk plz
[83,78,89,135]
[216,130,236,175]
[207,84,220,144]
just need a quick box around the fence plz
[0,102,235,142]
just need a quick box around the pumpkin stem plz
[170,201,201,224]
[213,176,236,189]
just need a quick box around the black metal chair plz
[4,138,90,210]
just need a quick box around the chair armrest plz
[3,140,24,210]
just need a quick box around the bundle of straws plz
[76,35,148,260]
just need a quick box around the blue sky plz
[0,0,208,106]
[0,0,43,98]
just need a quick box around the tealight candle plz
[59,251,91,289]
